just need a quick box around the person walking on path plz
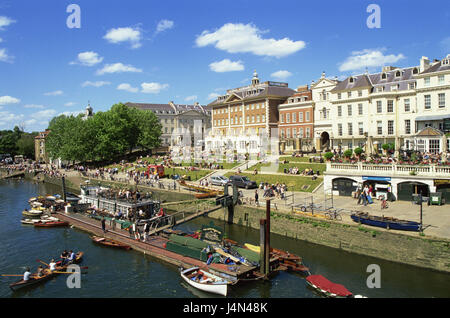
[255,190,259,206]
[101,217,106,233]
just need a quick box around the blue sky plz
[0,0,449,132]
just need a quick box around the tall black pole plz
[62,176,67,202]
[419,192,423,232]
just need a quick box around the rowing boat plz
[34,221,69,227]
[305,275,366,298]
[180,267,230,296]
[91,236,131,250]
[22,209,43,218]
[351,212,421,231]
[9,252,83,291]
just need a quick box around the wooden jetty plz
[0,171,25,180]
[55,211,265,281]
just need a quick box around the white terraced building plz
[322,54,450,202]
[326,55,450,153]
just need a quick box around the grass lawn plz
[165,168,212,181]
[176,160,240,170]
[224,172,323,192]
[279,156,313,163]
[249,162,327,175]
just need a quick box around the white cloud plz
[24,104,45,109]
[141,82,169,94]
[184,95,197,102]
[0,111,24,129]
[82,81,111,87]
[0,48,14,63]
[271,70,292,81]
[208,92,220,100]
[103,27,142,49]
[64,102,76,107]
[71,51,103,66]
[0,16,15,30]
[96,63,142,75]
[339,48,405,72]
[209,59,244,72]
[30,109,57,121]
[117,83,138,93]
[0,95,20,105]
[156,19,174,33]
[44,90,63,96]
[196,23,306,58]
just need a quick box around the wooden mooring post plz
[259,199,271,277]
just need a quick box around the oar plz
[36,259,49,266]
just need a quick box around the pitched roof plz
[416,126,444,137]
[331,74,372,92]
[208,82,295,107]
[419,57,450,75]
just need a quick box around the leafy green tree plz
[16,133,37,159]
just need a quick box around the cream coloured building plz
[326,55,450,154]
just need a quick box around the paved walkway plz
[59,168,450,240]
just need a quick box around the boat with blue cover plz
[351,212,421,231]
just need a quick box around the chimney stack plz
[420,56,430,72]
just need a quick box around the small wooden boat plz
[34,221,69,227]
[91,236,131,250]
[351,212,421,231]
[306,275,358,298]
[244,243,260,253]
[21,218,42,225]
[244,243,309,273]
[180,267,230,296]
[9,252,83,291]
[22,209,43,218]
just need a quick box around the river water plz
[0,179,449,298]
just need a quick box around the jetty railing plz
[326,162,450,177]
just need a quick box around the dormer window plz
[443,59,450,65]
[381,73,387,80]
[349,77,354,83]
[395,71,401,77]
[412,68,418,75]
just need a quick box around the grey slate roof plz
[126,102,209,115]
[332,66,418,93]
[419,57,450,75]
[208,83,296,107]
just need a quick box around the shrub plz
[324,152,334,161]
[354,147,364,156]
[343,149,353,158]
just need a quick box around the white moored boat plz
[180,267,230,297]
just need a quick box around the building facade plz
[34,129,50,163]
[278,85,314,152]
[327,55,450,154]
[126,102,211,148]
[206,71,296,155]
[311,73,339,151]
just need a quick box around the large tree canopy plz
[0,126,37,158]
[46,103,162,163]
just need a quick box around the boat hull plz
[10,252,83,291]
[92,236,131,250]
[351,214,421,231]
[180,267,228,297]
[34,221,69,227]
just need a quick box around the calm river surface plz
[0,179,449,298]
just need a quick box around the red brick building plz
[278,85,315,152]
